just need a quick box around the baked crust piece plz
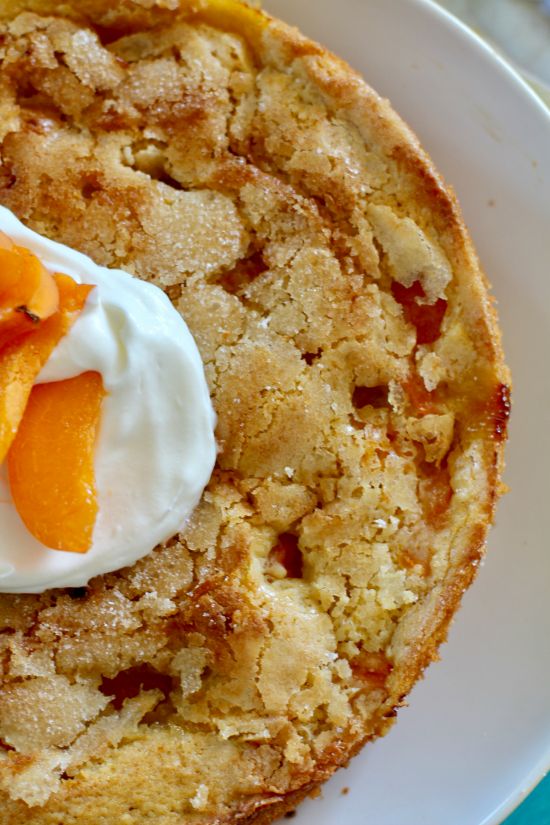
[0,1,510,822]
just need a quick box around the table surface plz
[505,773,550,824]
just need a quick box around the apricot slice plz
[8,371,105,554]
[0,274,92,463]
[0,246,59,350]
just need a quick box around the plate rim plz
[407,7,550,821]
[264,0,550,822]
[413,0,550,132]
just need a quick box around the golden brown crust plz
[0,2,509,823]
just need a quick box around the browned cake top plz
[0,1,509,822]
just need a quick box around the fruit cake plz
[0,1,510,822]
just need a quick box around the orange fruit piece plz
[0,244,59,351]
[8,371,105,554]
[0,274,93,463]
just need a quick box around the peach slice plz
[8,371,105,554]
[0,274,92,463]
[0,245,59,350]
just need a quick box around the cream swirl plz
[0,207,216,593]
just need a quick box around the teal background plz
[504,773,550,824]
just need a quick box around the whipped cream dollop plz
[0,207,216,593]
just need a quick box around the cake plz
[0,1,510,822]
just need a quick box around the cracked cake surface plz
[0,1,510,822]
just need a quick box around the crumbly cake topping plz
[0,2,509,822]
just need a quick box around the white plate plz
[264,2,550,823]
